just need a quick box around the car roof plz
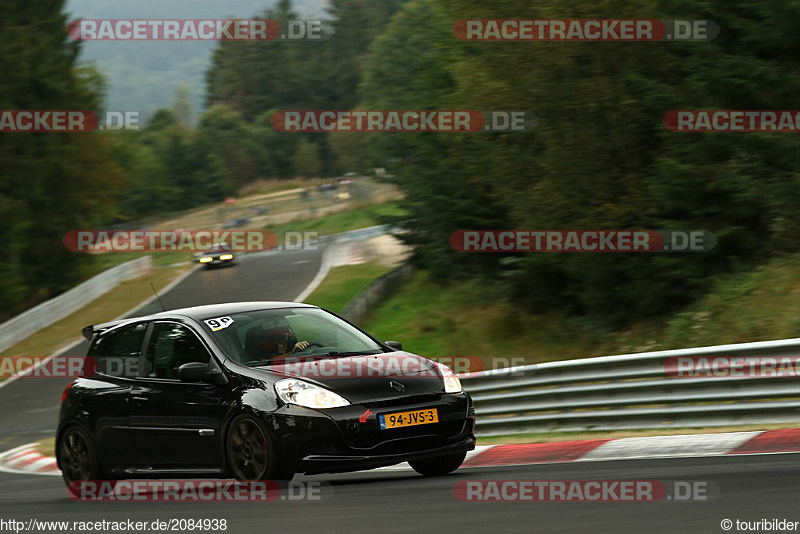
[162,301,317,320]
[84,301,319,338]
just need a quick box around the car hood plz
[258,351,446,404]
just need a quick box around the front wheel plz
[226,414,292,481]
[57,426,103,487]
[409,451,467,477]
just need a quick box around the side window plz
[145,323,210,380]
[88,323,147,378]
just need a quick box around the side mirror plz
[177,362,211,383]
[384,341,403,351]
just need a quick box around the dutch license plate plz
[379,408,439,430]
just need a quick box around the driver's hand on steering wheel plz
[292,340,310,352]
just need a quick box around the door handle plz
[131,396,149,406]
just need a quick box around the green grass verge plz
[362,253,800,365]
[362,271,602,363]
[83,202,404,273]
[305,263,393,314]
[35,437,55,457]
[657,254,800,349]
[269,202,404,240]
[83,250,195,274]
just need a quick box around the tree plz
[0,0,126,316]
[292,137,323,178]
[359,0,800,326]
[197,105,258,187]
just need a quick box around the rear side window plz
[88,323,147,378]
[145,323,211,380]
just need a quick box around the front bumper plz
[199,257,235,267]
[267,393,476,475]
[300,436,475,473]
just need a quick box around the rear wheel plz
[409,451,467,477]
[57,426,102,487]
[226,414,292,481]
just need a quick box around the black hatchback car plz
[56,302,475,485]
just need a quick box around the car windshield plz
[199,307,384,365]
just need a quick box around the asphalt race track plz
[1,246,796,533]
[2,455,800,532]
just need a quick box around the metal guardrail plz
[340,263,414,324]
[0,257,152,353]
[319,224,391,245]
[460,338,800,436]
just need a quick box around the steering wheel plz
[294,341,325,353]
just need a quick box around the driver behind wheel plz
[266,328,310,357]
[243,322,309,363]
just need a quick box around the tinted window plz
[145,323,210,380]
[200,308,383,365]
[88,323,147,378]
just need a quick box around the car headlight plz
[438,364,463,394]
[219,254,233,260]
[199,256,213,263]
[275,379,350,409]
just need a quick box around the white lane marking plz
[6,452,39,467]
[0,444,60,476]
[294,247,332,302]
[26,457,57,471]
[3,437,800,478]
[292,260,311,265]
[578,431,764,461]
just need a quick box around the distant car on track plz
[222,217,250,229]
[194,243,236,268]
[56,302,475,484]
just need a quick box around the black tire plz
[226,414,292,481]
[409,451,467,477]
[57,425,103,487]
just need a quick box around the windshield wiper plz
[318,350,383,357]
[245,359,279,367]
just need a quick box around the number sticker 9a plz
[204,316,234,331]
